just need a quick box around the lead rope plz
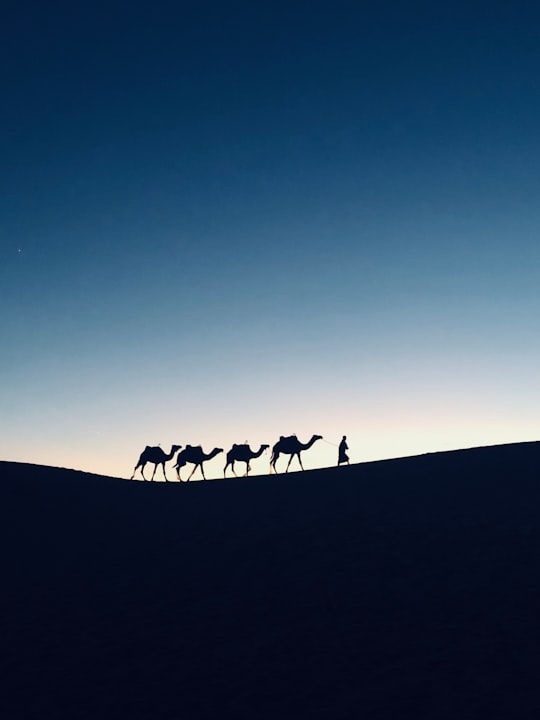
[321,438,339,448]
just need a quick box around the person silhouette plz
[338,435,349,466]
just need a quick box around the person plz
[338,435,349,466]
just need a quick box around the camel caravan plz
[130,434,324,482]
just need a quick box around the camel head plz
[204,448,223,462]
[303,435,322,449]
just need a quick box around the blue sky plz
[2,1,540,478]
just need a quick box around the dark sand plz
[3,442,540,719]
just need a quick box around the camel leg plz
[286,454,293,472]
[187,465,196,481]
[298,454,305,471]
[141,463,147,481]
[162,463,168,482]
[200,464,206,481]
[151,464,157,481]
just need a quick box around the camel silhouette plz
[174,445,223,481]
[223,443,270,477]
[131,444,182,481]
[270,434,323,473]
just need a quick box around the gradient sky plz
[2,0,540,479]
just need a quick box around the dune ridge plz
[3,441,540,719]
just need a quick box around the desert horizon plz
[5,435,540,482]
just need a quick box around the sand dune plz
[3,442,540,719]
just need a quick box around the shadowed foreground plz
[3,442,540,719]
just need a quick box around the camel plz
[174,445,223,481]
[270,434,322,473]
[131,444,182,481]
[223,443,269,477]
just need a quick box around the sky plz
[2,0,540,479]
